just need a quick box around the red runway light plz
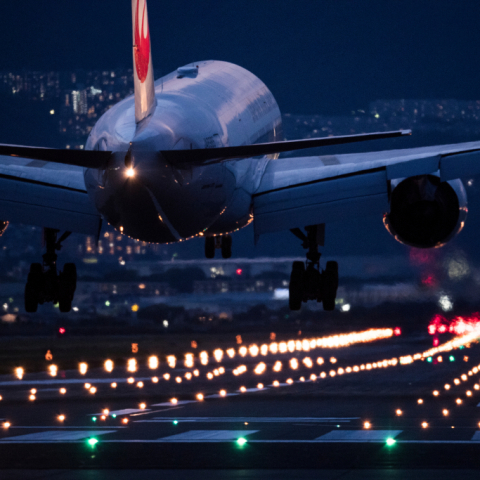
[394,327,401,336]
[58,327,66,334]
[236,269,243,276]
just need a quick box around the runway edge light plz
[386,438,396,446]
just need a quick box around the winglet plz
[132,0,156,123]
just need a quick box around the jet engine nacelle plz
[383,175,467,248]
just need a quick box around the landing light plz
[126,167,135,178]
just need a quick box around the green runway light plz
[427,357,432,363]
[87,438,98,447]
[112,414,116,418]
[173,420,178,425]
[92,417,97,422]
[386,438,396,446]
[449,356,455,362]
[236,437,247,446]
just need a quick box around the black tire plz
[58,263,77,313]
[322,261,338,311]
[24,283,38,313]
[289,261,305,310]
[25,263,43,313]
[205,236,215,259]
[221,235,232,259]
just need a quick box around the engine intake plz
[383,175,467,248]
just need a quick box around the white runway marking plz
[91,408,149,416]
[158,430,259,441]
[135,417,359,423]
[151,400,196,407]
[315,430,402,442]
[205,393,239,399]
[0,430,116,442]
[7,426,124,429]
[471,431,480,441]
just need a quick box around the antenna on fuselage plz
[132,0,156,124]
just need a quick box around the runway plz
[1,325,480,476]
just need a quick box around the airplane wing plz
[253,140,480,237]
[0,155,101,236]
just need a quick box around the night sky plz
[2,0,480,114]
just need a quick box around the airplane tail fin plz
[132,0,156,124]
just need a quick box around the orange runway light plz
[257,383,264,389]
[139,403,146,410]
[59,388,67,395]
[273,380,280,387]
[364,421,371,429]
[89,386,97,394]
[417,399,424,404]
[84,383,91,389]
[196,393,204,401]
[445,384,451,390]
[443,409,449,416]
[111,382,117,388]
[433,391,439,396]
[29,394,35,401]
[152,377,159,383]
[239,386,247,393]
[219,389,227,397]
[100,415,106,421]
[137,381,144,388]
[103,409,109,415]
[167,355,176,368]
[127,377,135,384]
[396,409,403,416]
[466,391,472,397]
[3,422,10,429]
[170,398,178,405]
[122,418,129,424]
[286,378,294,384]
[163,373,170,381]
[30,388,36,395]
[57,415,65,422]
[422,422,429,428]
[456,398,463,405]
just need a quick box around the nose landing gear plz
[24,228,77,313]
[205,234,232,259]
[288,225,338,311]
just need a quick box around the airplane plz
[0,0,478,313]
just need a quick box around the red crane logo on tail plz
[135,0,150,83]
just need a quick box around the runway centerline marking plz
[158,430,259,441]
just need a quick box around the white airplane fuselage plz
[84,60,283,243]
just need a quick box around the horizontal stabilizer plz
[161,129,411,164]
[0,144,111,169]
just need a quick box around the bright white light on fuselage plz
[126,167,135,178]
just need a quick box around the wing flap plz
[253,168,388,236]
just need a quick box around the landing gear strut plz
[24,228,77,313]
[288,225,338,311]
[205,235,232,259]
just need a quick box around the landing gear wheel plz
[322,261,338,311]
[221,235,232,259]
[25,263,43,313]
[58,263,77,313]
[205,237,215,259]
[289,261,305,311]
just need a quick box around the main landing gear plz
[288,225,338,311]
[205,235,232,259]
[25,228,77,313]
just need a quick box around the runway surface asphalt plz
[1,326,480,478]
